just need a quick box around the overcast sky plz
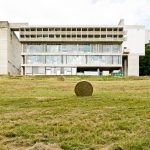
[0,0,150,29]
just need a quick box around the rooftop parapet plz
[0,21,9,28]
[10,23,29,31]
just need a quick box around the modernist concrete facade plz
[0,22,21,75]
[0,20,149,76]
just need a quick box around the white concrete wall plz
[145,29,150,44]
[0,22,21,75]
[122,25,146,76]
[7,31,21,75]
[123,25,145,56]
[128,54,139,76]
[0,28,8,74]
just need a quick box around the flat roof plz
[9,23,124,31]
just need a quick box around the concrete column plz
[123,57,128,76]
[97,68,100,76]
[128,54,139,76]
[0,22,9,74]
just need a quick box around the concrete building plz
[145,29,150,44]
[0,20,149,76]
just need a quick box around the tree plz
[140,44,150,76]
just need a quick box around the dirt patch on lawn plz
[16,143,62,150]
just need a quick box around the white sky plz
[0,0,150,29]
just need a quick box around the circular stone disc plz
[75,80,93,96]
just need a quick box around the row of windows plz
[25,55,122,65]
[20,27,123,32]
[20,34,123,39]
[23,44,122,53]
[25,67,77,75]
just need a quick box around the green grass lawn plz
[0,75,150,150]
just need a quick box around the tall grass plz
[0,76,150,149]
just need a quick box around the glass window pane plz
[24,44,45,53]
[25,67,32,75]
[67,56,85,65]
[102,45,111,53]
[32,67,45,75]
[46,56,61,64]
[113,56,119,64]
[87,56,100,65]
[106,56,113,64]
[47,45,60,53]
[112,45,121,53]
[26,56,45,64]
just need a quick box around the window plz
[106,56,113,64]
[26,35,29,38]
[56,35,60,38]
[88,35,93,38]
[62,35,66,38]
[119,28,123,31]
[26,28,29,31]
[113,56,120,64]
[87,56,99,65]
[24,44,45,53]
[49,28,54,31]
[37,35,42,38]
[107,35,112,38]
[82,28,87,31]
[20,35,24,38]
[31,35,36,38]
[67,28,71,31]
[114,35,117,38]
[37,28,42,31]
[55,28,60,31]
[103,45,111,53]
[78,44,91,52]
[32,67,45,75]
[119,35,123,38]
[95,28,100,31]
[88,28,93,31]
[112,45,121,53]
[43,35,48,38]
[26,56,45,64]
[114,28,117,31]
[47,45,60,53]
[82,35,87,38]
[43,28,48,31]
[72,35,76,38]
[20,28,24,31]
[46,56,61,64]
[62,28,66,31]
[31,28,36,31]
[101,28,106,31]
[101,35,106,38]
[107,28,112,31]
[72,28,76,31]
[49,34,54,38]
[95,35,100,38]
[67,35,71,38]
[25,67,32,75]
[67,56,85,65]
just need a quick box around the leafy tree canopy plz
[140,44,150,76]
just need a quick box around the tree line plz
[140,44,150,76]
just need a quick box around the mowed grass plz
[0,75,150,150]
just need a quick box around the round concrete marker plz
[75,80,93,96]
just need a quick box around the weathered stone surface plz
[75,80,93,96]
